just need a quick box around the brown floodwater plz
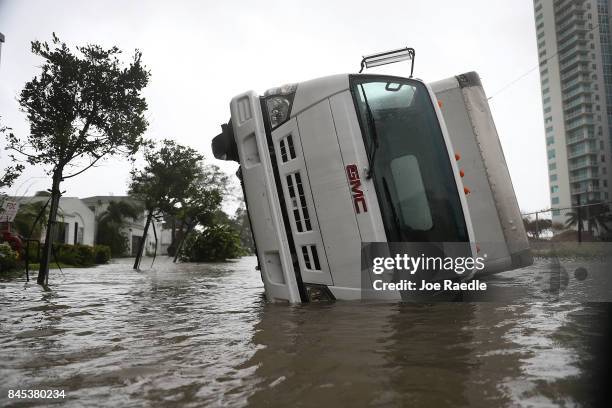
[0,256,609,407]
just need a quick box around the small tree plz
[169,163,228,261]
[5,34,150,285]
[0,119,24,213]
[128,139,204,269]
[522,216,552,239]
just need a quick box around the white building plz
[13,195,95,246]
[534,0,612,225]
[12,194,170,256]
[82,196,166,256]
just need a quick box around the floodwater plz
[0,256,609,407]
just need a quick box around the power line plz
[522,199,612,217]
[488,22,601,100]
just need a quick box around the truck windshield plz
[351,76,469,242]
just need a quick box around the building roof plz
[81,196,142,206]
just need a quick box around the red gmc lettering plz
[346,164,368,214]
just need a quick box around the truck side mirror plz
[212,120,239,162]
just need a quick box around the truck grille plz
[301,244,321,270]
[286,172,312,232]
[280,135,297,163]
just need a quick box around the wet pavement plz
[0,256,609,407]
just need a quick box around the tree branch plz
[8,146,38,159]
[62,144,113,179]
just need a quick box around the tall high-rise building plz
[534,0,612,225]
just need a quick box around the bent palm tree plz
[565,201,612,235]
[97,201,141,256]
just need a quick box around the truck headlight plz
[263,83,297,129]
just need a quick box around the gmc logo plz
[346,164,368,214]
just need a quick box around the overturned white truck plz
[212,48,531,303]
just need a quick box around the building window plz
[546,136,554,145]
[550,174,558,182]
[552,197,560,205]
[552,209,560,216]
[551,185,559,193]
[548,149,556,159]
[549,162,557,170]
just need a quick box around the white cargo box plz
[430,72,532,274]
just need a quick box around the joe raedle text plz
[371,254,488,293]
[372,279,487,292]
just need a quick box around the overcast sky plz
[0,0,548,213]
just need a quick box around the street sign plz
[0,200,20,222]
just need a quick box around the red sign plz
[346,164,368,214]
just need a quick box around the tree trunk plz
[37,171,62,285]
[173,222,194,263]
[578,206,583,243]
[133,211,152,270]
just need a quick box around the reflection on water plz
[0,257,608,407]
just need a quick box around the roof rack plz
[359,46,415,78]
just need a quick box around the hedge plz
[51,243,111,266]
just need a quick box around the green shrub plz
[180,224,244,262]
[53,244,95,266]
[0,243,19,272]
[94,245,111,264]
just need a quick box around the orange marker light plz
[459,169,465,178]
[464,187,471,195]
[455,153,461,161]
[438,100,443,108]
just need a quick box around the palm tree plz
[13,200,51,239]
[97,200,141,256]
[565,201,611,236]
[98,201,140,225]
